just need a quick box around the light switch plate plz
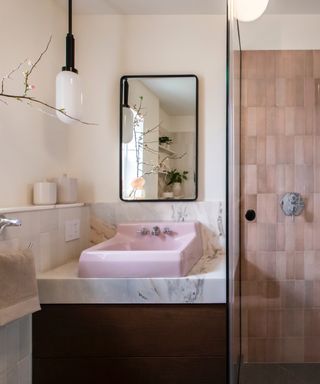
[65,219,81,242]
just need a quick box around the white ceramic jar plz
[33,182,57,205]
[55,174,78,204]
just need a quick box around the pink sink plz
[78,222,202,278]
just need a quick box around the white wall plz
[171,116,195,133]
[0,0,68,207]
[240,15,320,50]
[1,10,226,206]
[71,15,226,202]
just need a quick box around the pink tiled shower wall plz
[241,50,320,363]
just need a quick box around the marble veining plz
[37,248,226,304]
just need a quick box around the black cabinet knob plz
[245,209,256,222]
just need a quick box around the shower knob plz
[245,209,256,222]
[280,192,304,219]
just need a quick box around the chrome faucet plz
[0,215,22,234]
[137,227,149,236]
[151,226,161,236]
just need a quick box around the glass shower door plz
[236,1,320,383]
[227,0,242,382]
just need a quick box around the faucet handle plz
[137,227,149,236]
[151,226,161,236]
[163,227,172,235]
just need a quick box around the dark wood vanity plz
[32,304,227,384]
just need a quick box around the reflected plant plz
[165,169,188,185]
[128,96,187,198]
[159,136,173,145]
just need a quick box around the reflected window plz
[122,111,144,199]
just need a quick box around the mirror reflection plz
[120,75,198,201]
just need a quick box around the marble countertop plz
[37,251,226,304]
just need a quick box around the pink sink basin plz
[78,221,202,278]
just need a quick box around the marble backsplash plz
[37,200,227,306]
[89,201,226,266]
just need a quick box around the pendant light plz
[56,0,83,124]
[234,0,269,22]
[122,78,134,144]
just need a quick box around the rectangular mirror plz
[120,75,198,201]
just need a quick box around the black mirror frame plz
[119,74,199,202]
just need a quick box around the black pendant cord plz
[63,0,78,73]
[68,0,72,34]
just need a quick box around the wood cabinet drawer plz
[33,357,226,384]
[33,304,227,358]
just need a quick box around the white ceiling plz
[55,0,320,15]
[266,0,320,14]
[55,0,226,15]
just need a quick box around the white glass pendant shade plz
[234,0,269,22]
[56,70,83,124]
[122,107,134,143]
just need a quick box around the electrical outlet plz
[65,219,80,242]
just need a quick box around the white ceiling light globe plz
[122,107,134,143]
[234,0,269,22]
[56,70,83,124]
